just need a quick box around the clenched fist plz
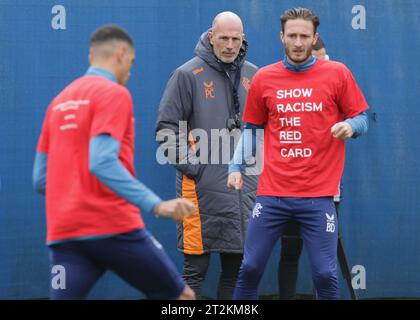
[227,172,243,190]
[154,198,195,222]
[331,122,353,140]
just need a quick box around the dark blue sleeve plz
[33,152,47,194]
[89,134,162,214]
[345,111,369,138]
[229,122,265,173]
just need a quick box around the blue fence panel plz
[0,0,419,299]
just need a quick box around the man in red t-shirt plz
[228,8,368,300]
[33,25,195,300]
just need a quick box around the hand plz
[227,172,243,190]
[154,198,195,223]
[331,122,353,140]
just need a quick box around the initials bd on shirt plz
[243,59,368,197]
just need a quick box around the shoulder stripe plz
[192,67,204,75]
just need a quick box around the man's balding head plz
[208,12,244,64]
[211,11,244,34]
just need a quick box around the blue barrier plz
[0,0,419,299]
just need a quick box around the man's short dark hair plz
[280,7,320,34]
[90,24,133,47]
[312,37,325,50]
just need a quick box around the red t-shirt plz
[37,75,144,243]
[243,59,368,197]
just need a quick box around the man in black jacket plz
[156,12,258,299]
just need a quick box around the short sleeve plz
[337,66,369,118]
[90,87,133,142]
[242,72,268,125]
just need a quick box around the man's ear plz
[115,45,125,62]
[280,31,285,44]
[313,32,319,45]
[208,31,214,45]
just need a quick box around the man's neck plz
[90,63,116,77]
[86,64,117,83]
[283,55,316,73]
[285,55,312,66]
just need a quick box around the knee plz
[183,255,209,278]
[240,261,263,281]
[313,269,337,287]
[184,265,207,278]
[312,269,339,300]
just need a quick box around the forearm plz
[229,122,264,173]
[33,152,47,194]
[345,111,368,138]
[89,135,162,214]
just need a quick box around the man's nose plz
[295,38,303,47]
[226,39,234,50]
